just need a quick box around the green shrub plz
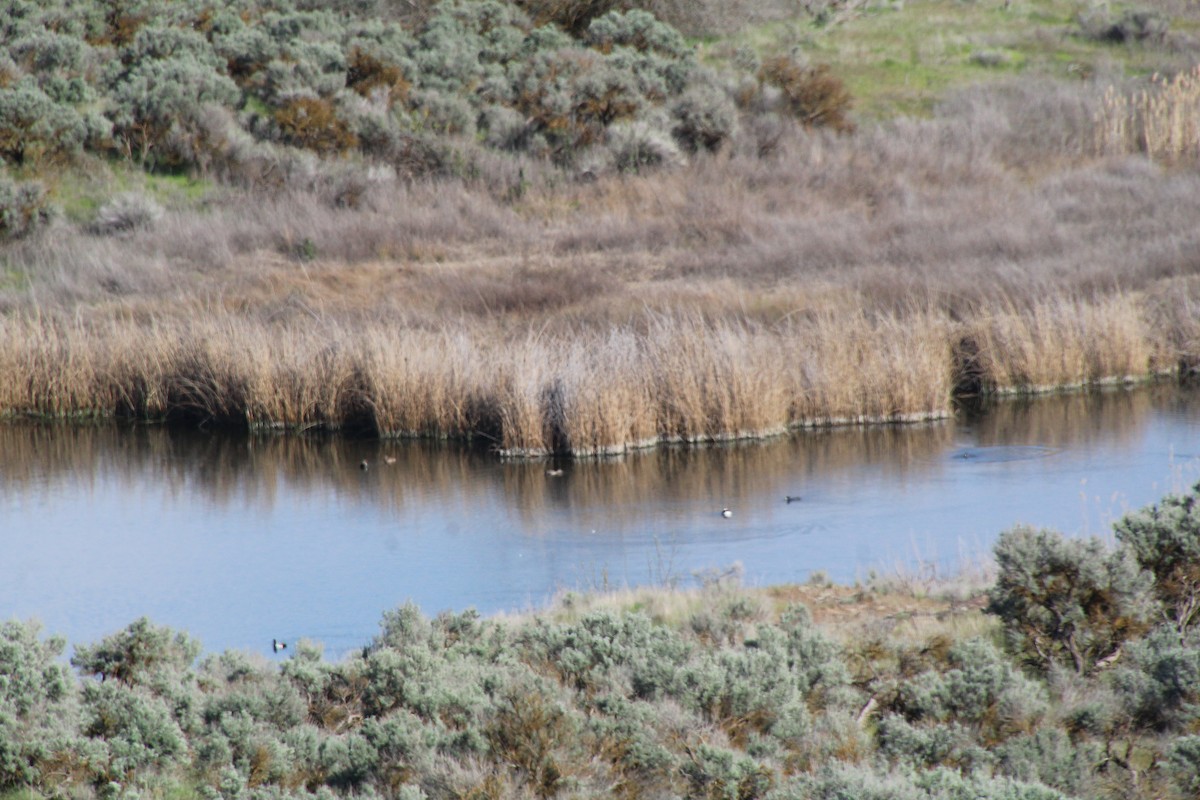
[81,682,188,779]
[103,29,241,164]
[876,715,989,773]
[1166,735,1200,797]
[318,731,378,789]
[408,88,476,136]
[359,712,437,794]
[992,728,1103,797]
[212,23,280,88]
[72,617,201,688]
[9,30,93,77]
[1114,481,1200,633]
[518,0,625,37]
[586,8,691,61]
[0,78,87,166]
[670,82,736,153]
[90,191,163,235]
[411,2,522,97]
[680,742,772,800]
[0,175,53,240]
[518,609,691,697]
[607,118,681,172]
[587,694,677,787]
[1110,624,1200,732]
[0,621,81,789]
[986,527,1158,674]
[891,638,1047,743]
[779,763,1072,800]
[485,679,575,799]
[197,650,307,732]
[586,9,694,99]
[1077,7,1169,44]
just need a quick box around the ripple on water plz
[948,445,1060,464]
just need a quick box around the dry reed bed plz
[0,287,1185,455]
[4,79,1200,454]
[1097,65,1200,163]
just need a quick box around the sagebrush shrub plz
[485,679,576,799]
[779,762,1072,799]
[0,78,87,166]
[992,728,1102,796]
[876,715,988,773]
[0,175,54,240]
[607,118,682,171]
[90,191,163,236]
[518,0,626,36]
[890,638,1047,744]
[1167,735,1200,797]
[986,527,1158,674]
[1110,623,1200,732]
[679,741,773,800]
[81,682,188,779]
[0,620,81,789]
[671,82,737,153]
[1114,481,1200,632]
[1077,7,1169,43]
[71,617,201,687]
[103,43,240,164]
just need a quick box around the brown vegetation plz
[2,80,1200,454]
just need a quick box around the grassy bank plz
[2,0,1200,453]
[5,484,1200,800]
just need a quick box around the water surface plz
[2,384,1198,659]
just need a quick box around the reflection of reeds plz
[4,384,1190,521]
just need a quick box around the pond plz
[2,384,1198,659]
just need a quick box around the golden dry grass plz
[0,287,1181,455]
[4,81,1200,454]
[1097,65,1200,163]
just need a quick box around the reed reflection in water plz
[1,384,1197,658]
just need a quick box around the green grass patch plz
[707,0,1200,119]
[47,158,214,224]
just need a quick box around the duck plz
[359,459,369,471]
[721,507,733,519]
[546,468,564,477]
[272,639,287,653]
[383,455,397,465]
[785,495,802,503]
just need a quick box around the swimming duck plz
[272,639,287,653]
[359,460,369,471]
[721,508,732,519]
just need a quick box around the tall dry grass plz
[1097,65,1200,162]
[1,291,1181,455]
[963,293,1164,393]
[3,80,1200,453]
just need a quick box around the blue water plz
[2,384,1198,659]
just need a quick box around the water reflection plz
[1,383,1197,657]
